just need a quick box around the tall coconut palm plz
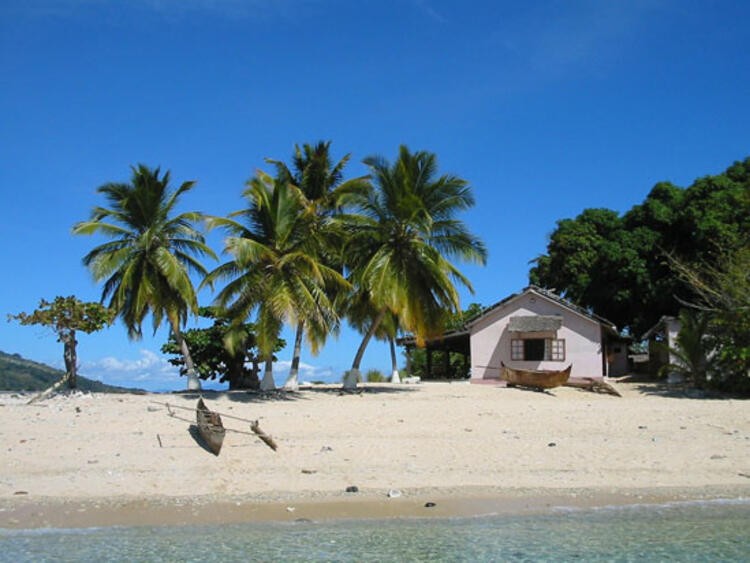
[342,146,487,389]
[205,170,349,391]
[72,165,215,390]
[266,141,369,389]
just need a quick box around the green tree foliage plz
[9,296,114,389]
[265,141,369,389]
[205,170,348,390]
[73,165,215,390]
[658,309,713,388]
[342,146,487,388]
[530,157,750,335]
[160,307,285,390]
[445,302,485,330]
[669,246,750,394]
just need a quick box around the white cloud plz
[80,349,180,391]
[412,0,447,24]
[271,360,341,385]
[491,0,664,80]
[77,351,342,391]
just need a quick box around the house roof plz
[467,286,618,333]
[397,286,619,350]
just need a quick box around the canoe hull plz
[196,398,226,455]
[501,363,571,390]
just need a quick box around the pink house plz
[398,286,628,381]
[469,286,624,382]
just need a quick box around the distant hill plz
[0,350,141,393]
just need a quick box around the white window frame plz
[510,338,566,361]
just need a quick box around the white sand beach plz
[1,380,749,528]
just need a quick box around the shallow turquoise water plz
[2,500,749,562]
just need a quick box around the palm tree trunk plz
[260,356,276,391]
[169,318,201,391]
[344,308,387,389]
[389,337,401,383]
[283,321,304,391]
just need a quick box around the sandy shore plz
[1,381,749,528]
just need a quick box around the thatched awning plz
[508,315,562,332]
[396,329,470,355]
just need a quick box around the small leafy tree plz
[161,307,285,389]
[9,296,114,390]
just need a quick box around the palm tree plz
[205,170,348,391]
[72,165,215,390]
[342,146,487,389]
[266,142,369,389]
[344,289,403,383]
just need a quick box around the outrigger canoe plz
[501,362,571,390]
[196,398,226,455]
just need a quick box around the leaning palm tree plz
[342,146,487,389]
[266,142,369,389]
[344,288,403,383]
[205,170,349,391]
[72,165,215,390]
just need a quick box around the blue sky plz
[1,0,748,391]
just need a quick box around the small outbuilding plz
[641,315,682,380]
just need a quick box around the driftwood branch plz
[27,372,72,404]
[250,420,278,451]
[564,378,622,397]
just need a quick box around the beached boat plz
[500,363,571,390]
[196,398,226,455]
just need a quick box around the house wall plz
[646,316,682,378]
[469,291,604,381]
[666,317,681,367]
[606,342,630,377]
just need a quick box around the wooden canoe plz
[196,398,226,455]
[500,363,572,390]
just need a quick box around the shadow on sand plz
[613,375,745,400]
[188,424,219,455]
[169,384,419,405]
